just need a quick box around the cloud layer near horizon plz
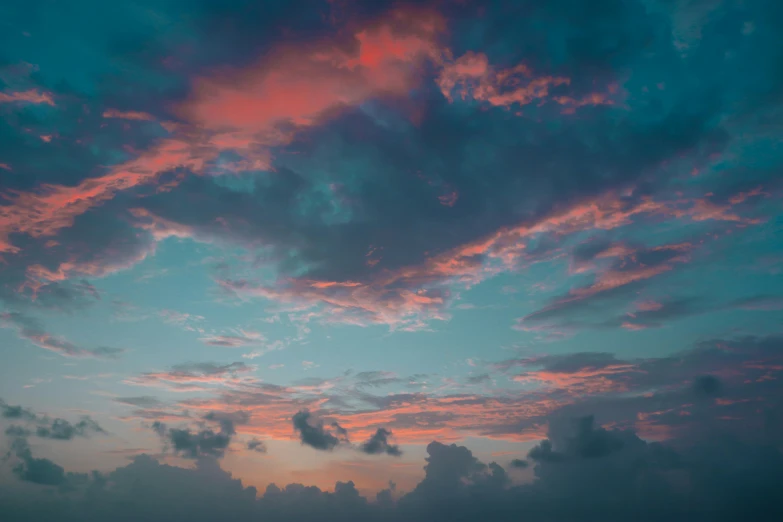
[1,407,782,522]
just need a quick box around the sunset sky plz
[1,0,782,520]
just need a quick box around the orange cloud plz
[0,89,55,105]
[512,364,637,395]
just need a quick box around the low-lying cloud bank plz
[1,414,781,522]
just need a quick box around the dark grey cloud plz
[692,375,723,398]
[292,410,346,451]
[528,416,624,462]
[509,459,529,469]
[10,441,68,487]
[0,399,106,442]
[465,373,491,385]
[151,419,233,459]
[247,438,267,454]
[203,410,250,432]
[34,417,106,441]
[0,399,36,421]
[3,407,783,521]
[359,428,402,456]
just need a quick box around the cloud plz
[1,399,107,442]
[529,416,624,461]
[151,418,234,459]
[692,375,723,398]
[11,445,68,486]
[101,109,155,121]
[0,399,37,421]
[0,89,55,106]
[124,362,256,391]
[3,404,783,521]
[359,428,402,456]
[34,417,106,441]
[292,410,347,451]
[437,50,616,111]
[200,331,264,347]
[0,312,124,359]
[246,438,267,453]
[1,0,776,336]
[113,396,165,409]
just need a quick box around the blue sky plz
[1,0,783,520]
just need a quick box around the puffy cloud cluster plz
[2,399,106,443]
[2,412,782,521]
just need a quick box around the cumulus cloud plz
[247,438,267,453]
[292,410,348,451]
[360,428,402,456]
[1,399,106,443]
[34,418,106,440]
[9,439,69,487]
[3,408,783,521]
[150,409,248,459]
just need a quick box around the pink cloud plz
[102,109,156,121]
[181,8,444,139]
[0,138,201,254]
[215,183,765,330]
[437,51,617,112]
[0,6,448,265]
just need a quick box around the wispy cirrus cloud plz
[124,362,257,392]
[0,311,124,359]
[200,330,264,347]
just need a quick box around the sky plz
[0,0,782,520]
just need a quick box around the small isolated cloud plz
[292,410,347,451]
[692,375,723,398]
[200,330,264,347]
[151,419,234,459]
[246,438,267,453]
[360,428,402,456]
